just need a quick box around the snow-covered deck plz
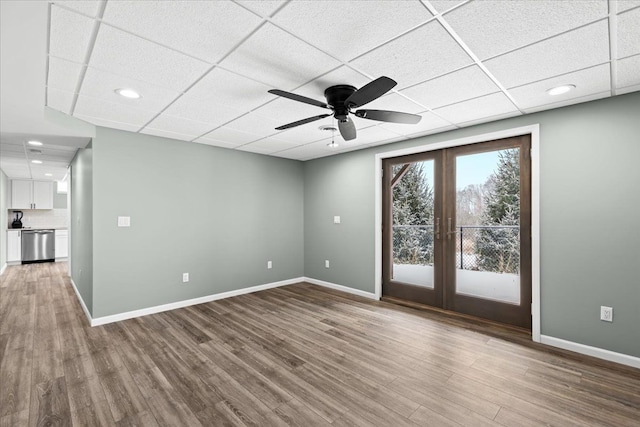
[392,263,520,304]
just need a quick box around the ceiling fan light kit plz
[269,76,422,141]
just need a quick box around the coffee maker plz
[11,211,23,229]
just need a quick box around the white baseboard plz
[70,278,93,326]
[540,335,640,369]
[90,277,305,327]
[303,277,379,300]
[0,263,6,276]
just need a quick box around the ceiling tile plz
[54,0,103,18]
[80,66,180,111]
[199,126,262,145]
[49,5,95,63]
[0,160,30,179]
[360,93,425,114]
[484,20,610,89]
[351,20,473,89]
[426,1,468,14]
[272,1,432,62]
[89,24,210,92]
[74,95,157,128]
[405,124,457,139]
[617,8,640,58]
[144,114,217,139]
[236,0,286,18]
[219,23,341,90]
[47,57,84,92]
[47,88,75,115]
[252,97,330,125]
[161,92,244,127]
[193,138,242,150]
[617,54,640,88]
[401,65,500,109]
[292,66,371,100]
[522,91,611,114]
[225,112,283,136]
[73,114,139,132]
[509,64,611,110]
[443,0,607,60]
[434,92,518,124]
[139,128,196,143]
[379,111,453,135]
[101,1,261,64]
[338,125,401,145]
[458,110,522,128]
[618,1,640,13]
[237,137,299,154]
[182,67,275,111]
[270,123,334,145]
[276,139,341,160]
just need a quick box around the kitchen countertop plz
[6,227,68,231]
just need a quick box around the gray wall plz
[0,170,8,269]
[70,144,93,314]
[53,184,67,209]
[91,127,304,318]
[304,92,640,358]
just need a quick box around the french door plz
[382,135,532,329]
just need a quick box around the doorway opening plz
[382,135,532,329]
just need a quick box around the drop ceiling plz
[24,1,640,162]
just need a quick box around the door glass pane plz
[455,149,520,304]
[392,161,435,288]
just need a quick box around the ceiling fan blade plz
[268,89,329,109]
[275,114,331,130]
[355,109,422,124]
[344,76,397,108]
[338,118,356,141]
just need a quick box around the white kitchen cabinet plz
[11,180,53,209]
[10,180,32,209]
[55,229,68,258]
[7,230,21,262]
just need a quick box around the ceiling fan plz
[268,76,422,141]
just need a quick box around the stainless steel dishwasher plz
[22,229,55,263]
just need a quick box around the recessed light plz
[115,88,141,99]
[27,140,43,146]
[45,173,53,177]
[31,160,43,164]
[546,84,576,96]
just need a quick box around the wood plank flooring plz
[1,262,639,426]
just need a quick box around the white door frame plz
[374,124,541,342]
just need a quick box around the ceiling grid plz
[29,0,639,165]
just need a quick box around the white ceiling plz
[0,1,93,181]
[1,1,639,172]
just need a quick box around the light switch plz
[117,216,131,227]
[334,216,341,224]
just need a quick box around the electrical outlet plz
[333,216,341,224]
[325,260,330,268]
[182,273,189,283]
[267,261,272,269]
[600,306,613,322]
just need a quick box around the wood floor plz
[1,263,639,426]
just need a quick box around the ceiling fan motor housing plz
[324,85,357,121]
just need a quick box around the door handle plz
[447,217,459,240]
[435,217,440,240]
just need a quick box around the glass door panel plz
[392,161,435,288]
[382,151,443,307]
[454,149,521,304]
